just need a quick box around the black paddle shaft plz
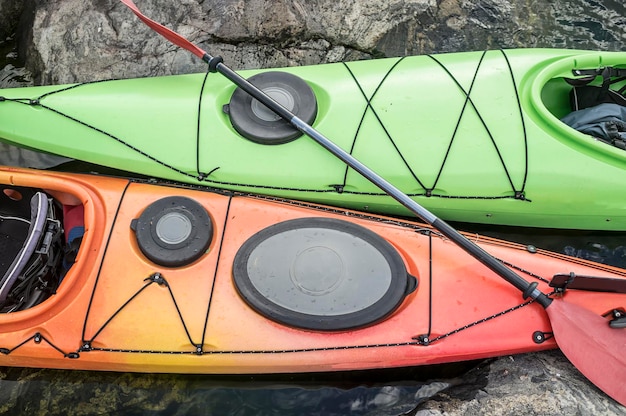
[202,53,553,309]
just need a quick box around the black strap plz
[571,67,626,81]
[567,66,626,111]
[550,272,626,294]
[566,67,626,91]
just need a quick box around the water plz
[452,222,626,269]
[0,364,478,415]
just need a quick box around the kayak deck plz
[0,49,625,230]
[0,167,625,374]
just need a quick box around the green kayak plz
[0,48,625,230]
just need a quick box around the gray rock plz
[0,141,71,169]
[0,0,22,40]
[416,351,626,415]
[11,0,625,85]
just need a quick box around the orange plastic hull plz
[0,166,625,374]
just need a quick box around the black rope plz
[411,232,539,346]
[199,195,233,351]
[86,340,422,355]
[83,272,200,349]
[76,192,550,355]
[499,259,550,284]
[418,299,535,345]
[340,57,429,191]
[421,231,434,344]
[429,50,487,192]
[2,81,199,181]
[198,176,342,193]
[0,183,555,360]
[500,49,529,195]
[39,102,198,180]
[83,278,155,346]
[38,79,116,100]
[83,297,537,356]
[196,180,530,200]
[0,334,35,355]
[158,274,198,346]
[0,332,76,358]
[195,69,213,180]
[203,177,517,198]
[81,180,132,341]
[0,79,119,104]
[427,51,522,196]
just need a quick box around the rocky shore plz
[2,0,624,85]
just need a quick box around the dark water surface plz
[452,223,626,269]
[0,363,484,415]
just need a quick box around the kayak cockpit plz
[539,59,626,151]
[0,184,84,313]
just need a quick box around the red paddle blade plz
[547,299,626,405]
[120,0,207,60]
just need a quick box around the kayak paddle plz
[120,0,626,405]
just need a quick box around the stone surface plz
[3,0,625,85]
[0,0,22,40]
[416,351,626,415]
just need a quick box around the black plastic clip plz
[29,99,40,106]
[425,190,432,197]
[551,272,575,293]
[0,348,10,354]
[67,352,80,359]
[198,166,220,181]
[80,342,92,352]
[414,334,431,346]
[205,55,224,73]
[522,282,539,300]
[34,333,42,344]
[532,331,553,344]
[199,166,220,181]
[603,308,626,329]
[331,184,344,193]
[145,272,168,286]
[194,345,203,355]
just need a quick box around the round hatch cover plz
[233,217,416,331]
[226,71,318,145]
[131,196,213,267]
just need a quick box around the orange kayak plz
[0,165,625,374]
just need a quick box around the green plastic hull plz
[1,48,625,230]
